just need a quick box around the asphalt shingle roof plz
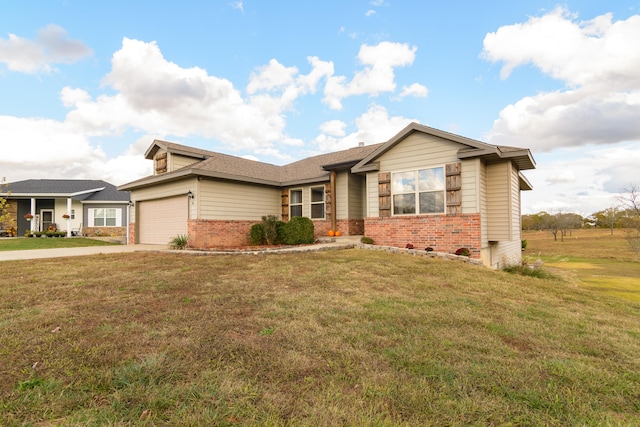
[4,179,130,201]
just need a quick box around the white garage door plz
[138,196,188,244]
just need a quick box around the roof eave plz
[519,172,533,191]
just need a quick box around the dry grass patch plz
[1,250,639,425]
[524,229,640,302]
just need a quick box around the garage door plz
[138,196,188,244]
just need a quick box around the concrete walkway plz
[0,244,168,261]
[0,236,364,261]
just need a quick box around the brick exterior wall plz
[188,219,256,248]
[364,214,482,258]
[82,226,127,238]
[128,222,135,245]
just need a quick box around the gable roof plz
[119,143,383,190]
[120,123,535,191]
[2,179,130,202]
[351,122,536,173]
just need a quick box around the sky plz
[1,1,639,216]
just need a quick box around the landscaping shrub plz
[283,216,314,245]
[455,247,471,257]
[249,223,266,245]
[168,234,189,250]
[361,236,374,245]
[261,215,280,245]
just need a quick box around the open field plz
[524,229,640,302]
[1,249,639,425]
[0,237,117,252]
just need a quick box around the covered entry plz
[137,195,188,244]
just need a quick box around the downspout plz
[330,170,337,232]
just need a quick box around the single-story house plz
[0,179,130,238]
[119,122,535,268]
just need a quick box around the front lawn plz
[0,237,118,251]
[1,250,639,425]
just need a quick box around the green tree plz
[619,184,640,261]
[0,177,12,228]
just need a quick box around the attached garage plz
[137,195,188,244]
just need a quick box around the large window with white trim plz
[88,208,122,227]
[310,186,325,219]
[392,167,445,215]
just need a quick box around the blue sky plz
[1,1,639,215]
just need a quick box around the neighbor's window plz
[310,186,325,219]
[71,209,75,220]
[90,208,120,227]
[392,167,445,215]
[290,189,302,217]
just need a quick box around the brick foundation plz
[82,226,127,238]
[364,214,482,258]
[188,219,257,248]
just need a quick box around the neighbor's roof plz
[2,179,130,202]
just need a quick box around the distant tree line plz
[522,184,640,261]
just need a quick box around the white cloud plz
[366,10,376,17]
[483,8,640,152]
[521,141,640,215]
[313,104,415,152]
[0,115,150,185]
[399,83,429,98]
[319,120,346,137]
[323,41,418,109]
[0,24,92,74]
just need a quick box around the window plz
[310,186,325,219]
[392,167,444,215]
[290,189,302,218]
[71,209,75,220]
[89,208,121,227]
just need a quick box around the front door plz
[40,209,54,232]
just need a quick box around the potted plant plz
[24,213,33,221]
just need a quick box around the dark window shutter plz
[378,172,391,217]
[446,163,461,214]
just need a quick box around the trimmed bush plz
[361,236,374,245]
[249,223,266,245]
[283,216,314,245]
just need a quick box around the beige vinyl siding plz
[130,178,197,223]
[511,165,522,241]
[335,172,366,220]
[486,162,512,241]
[479,161,488,246]
[348,173,365,219]
[461,158,481,214]
[336,172,348,220]
[488,240,522,269]
[170,154,202,171]
[377,132,460,171]
[365,172,379,217]
[199,180,281,220]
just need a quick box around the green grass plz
[524,229,640,302]
[1,250,639,425]
[0,237,118,251]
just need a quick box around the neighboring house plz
[119,122,535,268]
[0,180,130,238]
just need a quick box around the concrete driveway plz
[0,244,168,261]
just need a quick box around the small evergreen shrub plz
[249,223,266,245]
[283,216,314,245]
[521,239,528,251]
[361,236,374,245]
[425,247,434,252]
